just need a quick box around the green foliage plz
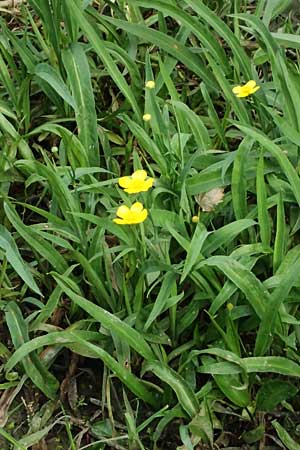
[1,0,300,448]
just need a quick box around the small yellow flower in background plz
[119,169,154,194]
[145,80,155,89]
[143,113,152,121]
[232,80,260,98]
[192,216,199,223]
[227,303,234,311]
[113,202,148,225]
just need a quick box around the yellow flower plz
[232,80,260,98]
[143,113,152,121]
[118,169,154,194]
[113,202,148,225]
[145,80,155,89]
[192,216,199,223]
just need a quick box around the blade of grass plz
[235,124,300,206]
[143,360,199,417]
[34,63,76,109]
[254,254,300,356]
[100,15,217,91]
[181,223,208,283]
[62,43,99,166]
[65,0,141,119]
[4,201,67,273]
[198,256,268,318]
[0,225,41,295]
[231,137,253,221]
[184,0,252,79]
[52,272,156,361]
[272,421,300,450]
[273,191,286,273]
[144,272,178,331]
[5,302,59,399]
[256,152,271,248]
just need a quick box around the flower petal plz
[143,178,154,191]
[237,90,252,98]
[131,202,143,212]
[113,218,127,224]
[119,176,131,188]
[138,209,148,223]
[251,86,260,94]
[232,86,241,94]
[245,80,256,89]
[124,187,139,194]
[236,91,251,98]
[116,205,130,218]
[132,170,147,181]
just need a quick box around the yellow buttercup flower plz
[232,80,260,98]
[145,80,155,89]
[119,169,154,194]
[143,113,152,121]
[113,202,148,225]
[192,216,199,223]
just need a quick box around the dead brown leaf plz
[195,188,224,212]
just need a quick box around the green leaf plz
[243,425,265,445]
[236,124,300,206]
[52,272,156,361]
[273,191,286,273]
[254,254,300,356]
[170,101,211,152]
[28,0,61,57]
[272,32,300,49]
[5,302,59,399]
[256,152,271,248]
[0,112,33,160]
[231,137,253,221]
[189,403,213,447]
[256,380,298,412]
[272,421,300,450]
[144,272,178,331]
[181,223,208,283]
[0,225,41,295]
[65,0,141,118]
[202,219,256,256]
[34,63,75,109]
[101,14,216,91]
[214,373,250,407]
[62,43,99,166]
[199,256,267,318]
[4,201,67,273]
[185,0,251,79]
[144,360,199,417]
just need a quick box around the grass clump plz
[1,1,300,449]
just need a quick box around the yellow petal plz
[232,86,241,94]
[116,205,130,218]
[118,176,131,188]
[143,178,154,191]
[251,86,260,94]
[137,209,148,223]
[132,170,147,181]
[236,92,250,98]
[113,218,126,224]
[131,202,143,212]
[236,91,251,98]
[245,80,257,89]
[124,187,139,194]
